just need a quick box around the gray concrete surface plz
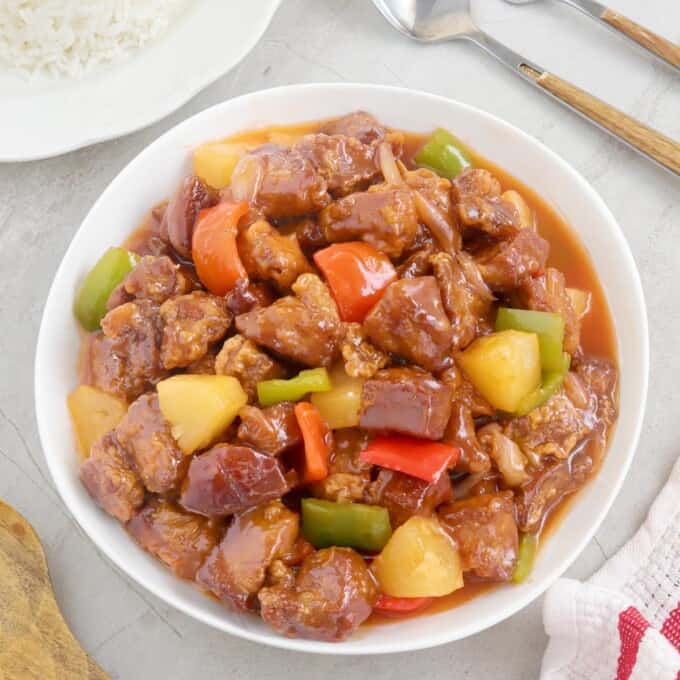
[0,0,678,677]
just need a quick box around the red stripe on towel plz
[616,606,650,680]
[661,601,680,651]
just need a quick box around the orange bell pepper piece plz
[192,201,248,295]
[313,242,396,322]
[294,402,331,483]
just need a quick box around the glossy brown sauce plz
[127,119,618,624]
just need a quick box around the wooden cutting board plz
[0,500,110,679]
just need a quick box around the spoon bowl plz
[372,0,477,41]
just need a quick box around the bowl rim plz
[34,82,649,655]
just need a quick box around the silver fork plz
[372,0,680,175]
[504,0,680,72]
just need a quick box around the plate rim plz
[0,0,283,162]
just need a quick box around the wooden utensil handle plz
[600,7,680,69]
[0,500,111,679]
[563,0,680,70]
[470,32,680,174]
[519,64,680,175]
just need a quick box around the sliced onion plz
[457,252,494,303]
[413,190,456,254]
[564,372,589,410]
[453,471,492,500]
[478,423,530,487]
[230,154,264,204]
[396,159,409,175]
[378,141,402,185]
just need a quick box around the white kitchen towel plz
[541,455,680,679]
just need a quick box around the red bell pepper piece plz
[192,201,248,295]
[294,402,331,483]
[360,436,459,483]
[313,242,396,322]
[374,594,433,616]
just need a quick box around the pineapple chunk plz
[67,385,127,458]
[157,375,247,455]
[458,330,541,412]
[193,142,250,189]
[311,364,364,430]
[373,516,463,598]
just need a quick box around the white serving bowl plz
[35,84,648,655]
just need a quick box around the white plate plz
[35,84,649,654]
[0,0,282,162]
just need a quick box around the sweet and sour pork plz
[72,112,618,643]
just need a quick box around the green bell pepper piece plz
[257,368,331,407]
[74,247,138,332]
[515,353,571,416]
[414,128,472,179]
[496,307,565,373]
[512,533,538,584]
[301,498,392,553]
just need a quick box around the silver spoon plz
[504,0,680,72]
[372,0,680,175]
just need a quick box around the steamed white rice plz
[0,0,188,79]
